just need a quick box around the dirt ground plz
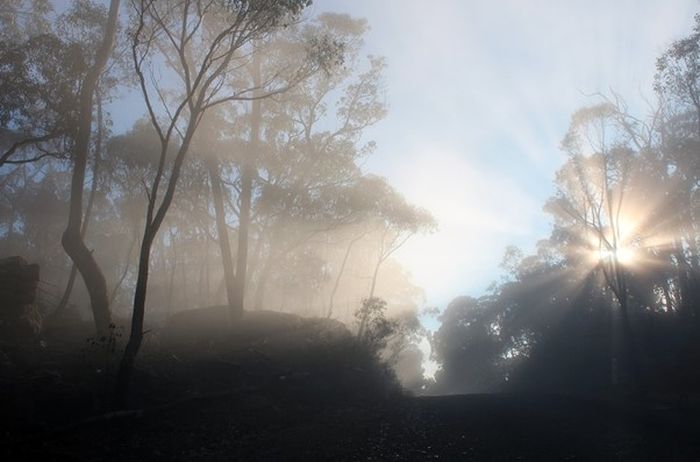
[4,390,700,461]
[2,311,700,461]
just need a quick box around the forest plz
[2,1,700,460]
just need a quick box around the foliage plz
[432,14,700,398]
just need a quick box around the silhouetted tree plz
[115,0,315,407]
[61,0,120,335]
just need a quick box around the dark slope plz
[5,391,700,461]
[3,308,700,460]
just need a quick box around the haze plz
[3,1,700,460]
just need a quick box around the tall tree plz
[231,54,262,317]
[245,17,385,312]
[115,0,316,407]
[61,0,120,335]
[357,176,435,339]
[187,12,348,318]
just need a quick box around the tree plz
[326,225,367,318]
[231,53,262,320]
[656,14,700,140]
[222,18,355,316]
[546,102,650,395]
[115,0,316,407]
[250,20,386,314]
[431,296,506,394]
[61,0,120,335]
[357,176,435,339]
[355,296,393,350]
[367,177,435,299]
[0,0,51,43]
[179,10,348,320]
[655,16,700,318]
[54,90,106,319]
[0,30,81,167]
[195,14,379,315]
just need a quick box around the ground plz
[4,391,700,460]
[2,309,700,460]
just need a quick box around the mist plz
[2,1,700,460]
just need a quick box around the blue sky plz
[309,0,699,310]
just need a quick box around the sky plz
[101,1,700,314]
[310,0,699,311]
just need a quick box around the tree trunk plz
[613,263,645,400]
[198,241,205,306]
[618,292,644,398]
[357,251,385,339]
[109,224,138,306]
[232,162,253,317]
[180,240,188,310]
[358,258,383,340]
[206,155,237,317]
[327,234,363,318]
[231,57,262,319]
[368,258,382,299]
[253,249,274,311]
[114,226,153,408]
[61,0,119,335]
[252,224,284,311]
[55,266,79,316]
[115,91,200,408]
[166,231,178,315]
[3,209,13,254]
[673,239,693,318]
[55,92,104,318]
[205,237,210,305]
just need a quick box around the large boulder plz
[0,256,42,343]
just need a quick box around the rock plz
[0,256,42,344]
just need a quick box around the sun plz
[596,245,636,266]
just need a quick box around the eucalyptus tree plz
[429,16,700,397]
[195,13,367,315]
[243,14,385,312]
[251,175,377,313]
[103,119,163,307]
[53,0,129,318]
[322,177,393,318]
[60,0,120,336]
[115,0,323,406]
[0,20,81,166]
[0,0,129,332]
[0,0,51,43]
[356,176,435,340]
[544,102,664,395]
[367,177,435,299]
[656,14,700,141]
[655,17,700,318]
